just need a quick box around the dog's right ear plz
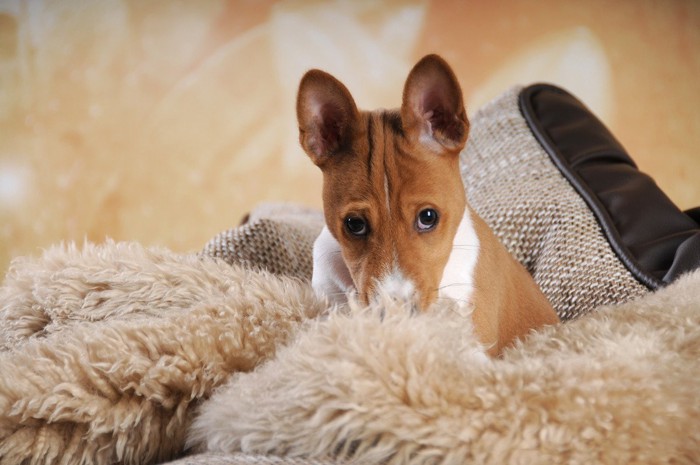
[297,70,359,166]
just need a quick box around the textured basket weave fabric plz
[461,86,649,320]
[201,203,324,281]
[201,88,650,321]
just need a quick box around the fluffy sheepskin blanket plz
[1,241,700,465]
[0,241,326,464]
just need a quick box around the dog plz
[297,54,559,356]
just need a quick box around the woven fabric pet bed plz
[1,85,699,465]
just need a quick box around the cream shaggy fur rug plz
[0,241,326,464]
[1,241,699,464]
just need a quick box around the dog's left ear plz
[401,54,469,154]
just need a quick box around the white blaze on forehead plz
[439,208,479,304]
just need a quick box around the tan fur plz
[471,214,560,356]
[0,240,326,465]
[2,239,699,464]
[193,270,700,464]
[297,55,558,355]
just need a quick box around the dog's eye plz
[345,216,369,236]
[416,208,439,232]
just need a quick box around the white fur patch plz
[312,226,355,304]
[438,208,480,305]
[375,266,416,302]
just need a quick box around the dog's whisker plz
[431,296,472,304]
[316,250,344,261]
[434,282,474,291]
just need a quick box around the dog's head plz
[297,55,470,309]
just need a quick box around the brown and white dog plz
[297,54,559,357]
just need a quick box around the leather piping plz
[518,84,668,289]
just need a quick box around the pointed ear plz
[401,54,469,153]
[297,70,360,166]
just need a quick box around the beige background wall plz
[1,0,699,274]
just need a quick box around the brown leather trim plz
[519,84,700,288]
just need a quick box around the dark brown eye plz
[416,208,439,232]
[345,216,369,236]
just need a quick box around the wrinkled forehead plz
[321,134,464,215]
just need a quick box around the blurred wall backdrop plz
[1,0,699,273]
